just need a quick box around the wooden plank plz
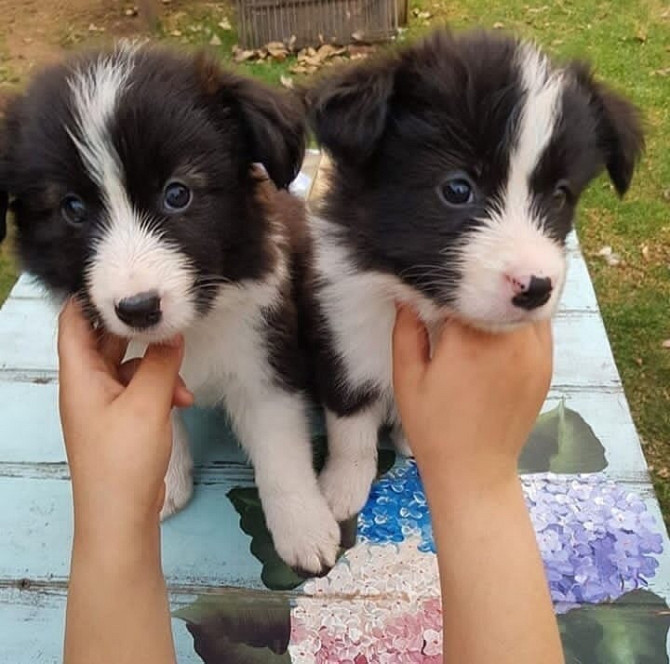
[0,474,265,588]
[0,296,59,374]
[560,250,599,313]
[0,384,647,474]
[0,586,209,664]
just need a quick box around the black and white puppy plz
[305,29,643,521]
[0,43,341,573]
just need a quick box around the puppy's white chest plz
[181,308,267,405]
[321,273,397,394]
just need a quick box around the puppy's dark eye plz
[439,174,475,206]
[60,195,87,226]
[163,182,192,212]
[553,181,572,210]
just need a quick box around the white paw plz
[391,425,414,457]
[160,471,193,521]
[264,490,341,575]
[160,417,194,521]
[319,456,377,522]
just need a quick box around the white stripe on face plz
[68,47,197,340]
[452,43,567,329]
[67,46,136,202]
[505,42,565,221]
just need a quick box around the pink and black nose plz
[114,290,162,329]
[510,275,553,311]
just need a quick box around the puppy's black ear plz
[571,63,644,196]
[305,59,396,167]
[197,54,305,189]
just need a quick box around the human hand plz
[392,307,553,492]
[57,299,194,540]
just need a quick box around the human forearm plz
[421,466,563,664]
[64,523,176,664]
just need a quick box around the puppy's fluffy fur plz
[304,29,644,521]
[0,44,340,574]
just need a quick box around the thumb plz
[392,305,429,403]
[122,337,185,418]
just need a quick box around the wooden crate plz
[236,0,404,49]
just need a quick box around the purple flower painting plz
[288,461,665,662]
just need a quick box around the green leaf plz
[228,443,396,590]
[558,589,670,664]
[227,487,305,591]
[175,591,291,664]
[519,400,608,473]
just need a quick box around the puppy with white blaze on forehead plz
[305,29,644,522]
[0,44,342,574]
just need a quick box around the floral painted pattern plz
[290,539,442,663]
[289,460,665,662]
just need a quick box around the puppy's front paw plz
[160,422,194,521]
[319,457,377,523]
[160,472,193,521]
[266,492,341,575]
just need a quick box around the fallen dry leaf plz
[218,18,232,31]
[597,245,621,267]
[232,46,256,63]
[634,27,648,42]
[280,75,294,89]
[493,21,505,29]
[662,339,670,349]
[267,41,288,61]
[641,244,650,260]
[317,43,346,59]
[209,34,222,46]
[348,44,376,57]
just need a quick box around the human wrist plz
[72,500,162,562]
[414,449,520,506]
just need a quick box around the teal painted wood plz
[0,586,223,664]
[0,152,669,661]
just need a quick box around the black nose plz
[115,291,162,329]
[512,276,553,311]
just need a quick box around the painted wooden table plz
[1,152,669,663]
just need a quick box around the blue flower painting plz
[359,460,664,608]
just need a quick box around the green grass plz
[0,0,668,524]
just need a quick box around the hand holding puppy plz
[393,306,553,491]
[58,298,193,540]
[392,307,562,664]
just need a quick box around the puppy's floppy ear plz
[196,54,305,189]
[305,58,397,167]
[570,62,644,197]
